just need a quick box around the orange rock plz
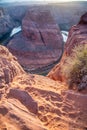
[0,45,87,130]
[48,13,87,84]
[0,45,24,88]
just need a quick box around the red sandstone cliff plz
[48,13,87,87]
[7,9,63,74]
[0,12,87,130]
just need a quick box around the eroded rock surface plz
[0,45,87,130]
[7,9,63,74]
[0,45,24,88]
[48,13,87,86]
[7,88,38,114]
[0,99,46,130]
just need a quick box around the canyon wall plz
[0,1,87,39]
[0,45,87,130]
[6,2,87,30]
[0,6,87,130]
[48,13,87,82]
[7,9,63,74]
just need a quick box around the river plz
[0,26,68,46]
[10,26,69,43]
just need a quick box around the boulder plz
[61,90,87,129]
[0,99,46,130]
[7,88,38,114]
[7,9,63,74]
[0,45,47,130]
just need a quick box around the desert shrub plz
[62,44,87,91]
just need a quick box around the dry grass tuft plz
[62,44,87,91]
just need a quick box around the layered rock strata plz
[7,9,63,74]
[48,13,87,86]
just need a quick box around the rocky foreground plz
[0,8,87,130]
[0,21,87,130]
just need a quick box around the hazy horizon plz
[0,0,87,3]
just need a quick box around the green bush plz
[62,44,87,91]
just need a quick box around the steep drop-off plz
[7,9,63,74]
[0,42,87,130]
[0,10,87,130]
[48,13,87,92]
[0,7,15,39]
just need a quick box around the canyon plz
[0,1,87,74]
[0,41,87,130]
[48,13,87,85]
[7,9,63,74]
[0,2,87,130]
[0,12,87,130]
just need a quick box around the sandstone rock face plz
[0,45,24,88]
[7,88,38,114]
[0,99,46,130]
[48,13,87,83]
[13,74,87,130]
[0,7,14,39]
[65,24,87,55]
[0,45,47,130]
[0,45,87,130]
[7,9,63,74]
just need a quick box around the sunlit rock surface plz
[0,44,87,130]
[7,9,63,74]
[48,13,87,88]
[0,45,24,88]
[10,26,21,37]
